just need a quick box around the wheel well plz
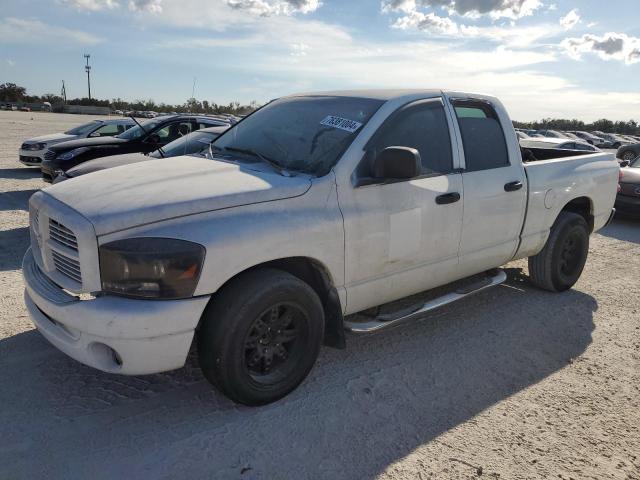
[204,257,346,350]
[560,197,594,232]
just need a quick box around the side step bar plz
[344,269,507,334]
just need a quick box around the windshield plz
[212,96,384,176]
[150,131,219,158]
[117,118,164,140]
[65,121,101,136]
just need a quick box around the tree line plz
[513,118,639,135]
[2,82,639,133]
[0,82,259,116]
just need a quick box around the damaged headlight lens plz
[99,238,205,299]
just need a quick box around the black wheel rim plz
[623,152,636,161]
[243,303,307,384]
[559,230,584,277]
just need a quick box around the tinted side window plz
[93,124,121,136]
[454,101,509,172]
[372,100,453,176]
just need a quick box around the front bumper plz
[18,148,45,166]
[22,248,211,375]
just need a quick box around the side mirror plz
[89,132,101,137]
[146,134,161,144]
[372,146,421,179]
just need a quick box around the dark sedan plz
[616,143,640,163]
[53,125,229,182]
[616,157,640,219]
[41,115,229,182]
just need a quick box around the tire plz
[197,268,324,406]
[528,212,590,292]
[621,150,637,162]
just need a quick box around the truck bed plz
[514,149,618,260]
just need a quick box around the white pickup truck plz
[23,90,618,405]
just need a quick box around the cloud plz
[561,32,640,65]
[559,8,579,30]
[0,17,103,45]
[225,0,321,16]
[382,0,543,20]
[6,59,16,67]
[392,10,459,34]
[61,0,162,12]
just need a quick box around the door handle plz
[504,181,523,192]
[435,192,461,205]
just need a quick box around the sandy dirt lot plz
[0,111,639,480]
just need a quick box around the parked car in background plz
[41,115,230,182]
[616,142,640,162]
[19,119,135,166]
[593,132,630,149]
[559,132,582,141]
[616,157,640,218]
[538,129,570,139]
[23,89,617,405]
[516,131,530,140]
[569,131,606,147]
[520,137,600,152]
[54,125,229,182]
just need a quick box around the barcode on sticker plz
[320,115,363,133]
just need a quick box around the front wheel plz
[197,268,325,406]
[621,150,637,162]
[528,212,590,292]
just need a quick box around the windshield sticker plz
[320,115,363,133]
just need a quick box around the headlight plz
[99,238,205,299]
[35,142,47,150]
[57,147,90,161]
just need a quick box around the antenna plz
[84,54,92,100]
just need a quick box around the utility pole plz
[192,77,197,99]
[84,54,92,100]
[61,80,67,104]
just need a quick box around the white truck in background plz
[23,89,618,405]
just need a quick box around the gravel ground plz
[0,111,639,480]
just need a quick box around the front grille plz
[51,250,82,283]
[32,208,40,232]
[20,155,41,163]
[44,150,56,161]
[49,219,78,251]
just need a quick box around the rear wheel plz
[197,268,324,406]
[528,212,589,292]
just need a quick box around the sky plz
[1,0,639,121]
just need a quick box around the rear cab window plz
[453,100,510,172]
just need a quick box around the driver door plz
[338,98,464,315]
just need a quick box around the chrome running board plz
[344,269,507,334]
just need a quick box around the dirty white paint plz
[389,208,421,260]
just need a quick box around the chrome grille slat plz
[47,219,82,284]
[49,219,79,251]
[51,251,81,273]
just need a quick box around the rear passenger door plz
[447,98,527,273]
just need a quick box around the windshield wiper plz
[224,146,291,177]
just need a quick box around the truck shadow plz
[598,217,640,245]
[0,189,39,211]
[0,227,29,271]
[0,267,596,479]
[0,167,41,180]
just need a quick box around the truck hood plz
[24,133,78,144]
[44,156,312,236]
[67,152,150,177]
[49,135,127,152]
